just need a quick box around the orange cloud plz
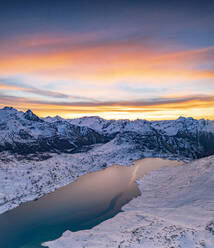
[0,94,214,120]
[0,38,213,83]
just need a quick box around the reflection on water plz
[0,158,182,248]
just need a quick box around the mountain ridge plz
[1,106,214,160]
[0,107,106,155]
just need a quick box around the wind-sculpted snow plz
[44,155,214,248]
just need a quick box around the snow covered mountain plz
[68,116,155,136]
[68,115,214,136]
[69,115,214,159]
[0,107,106,154]
[1,107,214,160]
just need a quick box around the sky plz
[0,0,214,120]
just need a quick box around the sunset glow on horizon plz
[0,0,214,120]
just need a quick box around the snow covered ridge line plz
[44,155,214,248]
[1,106,214,159]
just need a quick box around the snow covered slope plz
[44,155,214,248]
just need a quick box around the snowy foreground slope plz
[44,155,214,248]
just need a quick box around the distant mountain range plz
[1,106,214,160]
[0,107,105,154]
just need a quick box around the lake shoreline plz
[0,149,187,215]
[44,155,214,248]
[0,157,182,248]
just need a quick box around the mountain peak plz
[24,109,42,122]
[2,106,16,111]
[177,116,195,122]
